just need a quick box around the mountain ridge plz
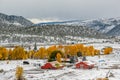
[0,13,33,27]
[33,18,120,36]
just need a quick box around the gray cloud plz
[0,0,120,20]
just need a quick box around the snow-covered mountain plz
[107,24,120,36]
[1,12,120,43]
[0,13,33,27]
[34,18,120,36]
[79,18,120,34]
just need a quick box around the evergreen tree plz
[34,42,37,51]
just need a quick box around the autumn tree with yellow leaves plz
[11,46,27,60]
[56,53,61,63]
[34,47,47,59]
[47,45,57,57]
[75,44,84,53]
[103,47,113,54]
[15,66,25,80]
[88,46,95,56]
[28,50,35,59]
[68,45,78,56]
[0,47,8,60]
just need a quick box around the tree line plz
[0,44,113,60]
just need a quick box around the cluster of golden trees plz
[0,46,27,60]
[103,47,113,54]
[56,44,100,57]
[0,44,113,60]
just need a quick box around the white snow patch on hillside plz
[101,25,115,33]
[29,18,61,24]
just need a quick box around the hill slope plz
[34,18,120,36]
[23,25,106,38]
[0,13,33,27]
[0,13,107,43]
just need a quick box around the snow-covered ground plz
[0,40,120,80]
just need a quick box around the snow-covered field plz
[0,40,120,80]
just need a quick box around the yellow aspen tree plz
[109,47,113,53]
[12,46,27,60]
[94,49,98,55]
[89,46,95,56]
[68,45,77,56]
[76,44,84,54]
[86,47,90,56]
[0,54,2,60]
[80,44,84,56]
[47,45,57,57]
[76,44,84,52]
[15,66,24,80]
[38,47,47,59]
[56,53,61,63]
[83,46,87,56]
[74,45,78,55]
[29,50,35,59]
[103,47,113,55]
[0,47,8,60]
[8,49,12,60]
[33,52,38,59]
[103,48,109,54]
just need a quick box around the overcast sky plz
[0,0,120,22]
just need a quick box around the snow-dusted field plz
[0,41,120,80]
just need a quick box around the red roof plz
[41,61,64,69]
[76,61,94,69]
[76,61,94,65]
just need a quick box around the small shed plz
[76,61,94,69]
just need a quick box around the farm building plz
[41,61,64,69]
[76,61,94,69]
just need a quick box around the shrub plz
[15,66,24,80]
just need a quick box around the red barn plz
[41,61,64,69]
[76,61,94,69]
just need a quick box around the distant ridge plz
[33,17,120,36]
[0,13,33,26]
